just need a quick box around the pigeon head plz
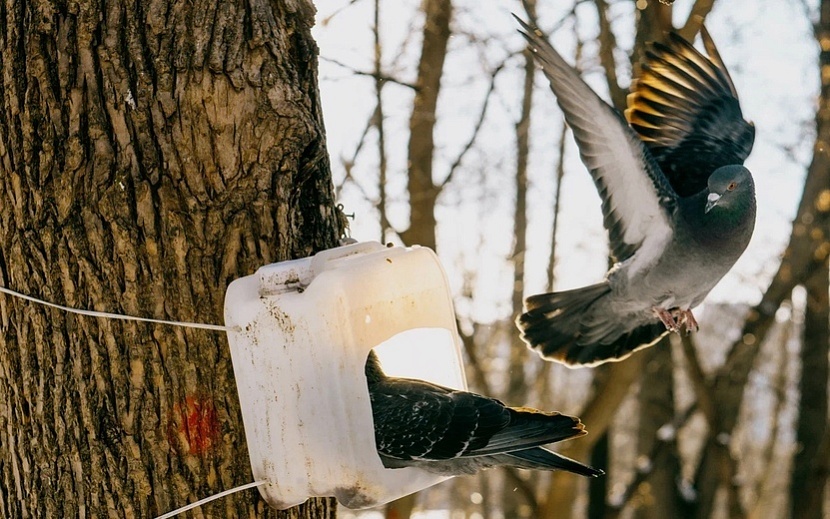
[704,165,755,214]
[365,350,387,384]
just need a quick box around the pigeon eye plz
[726,181,737,191]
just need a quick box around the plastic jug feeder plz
[224,241,467,510]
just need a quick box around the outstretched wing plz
[516,16,677,264]
[625,27,755,197]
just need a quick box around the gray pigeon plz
[365,351,602,477]
[514,18,756,367]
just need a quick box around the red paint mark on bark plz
[170,395,219,456]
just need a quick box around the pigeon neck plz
[681,189,755,242]
[685,190,756,242]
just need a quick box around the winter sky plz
[313,0,818,322]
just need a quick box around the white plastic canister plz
[224,241,467,509]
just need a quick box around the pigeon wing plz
[464,407,587,457]
[625,27,755,196]
[370,379,509,461]
[371,379,587,461]
[517,17,677,264]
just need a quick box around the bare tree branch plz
[538,353,646,519]
[546,122,570,293]
[319,0,366,26]
[374,0,391,240]
[679,0,717,40]
[502,470,540,513]
[594,0,627,110]
[503,8,538,512]
[678,334,718,428]
[335,104,378,192]
[606,403,698,517]
[458,322,539,510]
[459,322,496,397]
[747,322,792,519]
[321,56,418,90]
[439,60,508,189]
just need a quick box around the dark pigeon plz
[365,351,602,477]
[514,17,756,367]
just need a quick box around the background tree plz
[0,0,341,516]
[790,5,830,519]
[320,0,828,518]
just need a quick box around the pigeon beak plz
[705,192,721,214]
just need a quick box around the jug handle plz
[310,241,386,278]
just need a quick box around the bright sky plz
[313,0,818,324]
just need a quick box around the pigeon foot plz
[672,308,699,334]
[653,307,679,332]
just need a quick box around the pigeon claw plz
[653,307,680,332]
[653,307,699,334]
[676,309,699,334]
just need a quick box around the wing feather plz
[370,379,584,461]
[626,26,755,196]
[516,16,677,264]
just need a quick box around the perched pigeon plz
[514,17,756,367]
[365,351,602,477]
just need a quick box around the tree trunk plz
[500,15,536,517]
[385,2,451,517]
[790,4,830,516]
[692,2,830,516]
[587,432,609,519]
[0,0,341,517]
[790,261,829,519]
[629,9,686,519]
[633,346,684,519]
[631,1,672,86]
[538,353,646,519]
[400,0,452,250]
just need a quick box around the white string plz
[1,286,265,515]
[154,480,269,519]
[0,284,233,332]
[0,283,268,514]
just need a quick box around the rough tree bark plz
[0,0,341,516]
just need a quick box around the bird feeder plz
[224,241,467,510]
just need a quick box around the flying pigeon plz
[514,17,756,367]
[365,351,602,477]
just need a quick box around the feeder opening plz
[371,327,465,389]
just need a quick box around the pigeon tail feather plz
[563,323,669,367]
[470,409,585,456]
[517,282,610,360]
[495,448,604,477]
[517,283,669,367]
